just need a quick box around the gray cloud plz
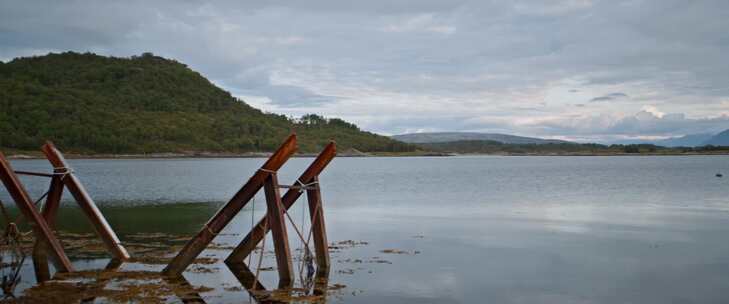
[590,92,629,102]
[2,0,729,140]
[523,109,729,140]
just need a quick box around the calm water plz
[3,156,729,303]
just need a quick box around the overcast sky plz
[2,1,729,142]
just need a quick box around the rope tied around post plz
[294,179,318,193]
[257,168,277,175]
[52,167,74,180]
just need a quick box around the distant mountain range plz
[394,130,729,148]
[392,132,570,145]
[613,129,729,147]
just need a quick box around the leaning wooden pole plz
[162,134,298,276]
[0,152,74,272]
[225,142,336,266]
[41,142,130,260]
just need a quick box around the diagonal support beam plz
[42,142,130,261]
[163,134,298,277]
[225,142,336,265]
[263,173,294,287]
[0,152,73,272]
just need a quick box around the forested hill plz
[0,52,415,154]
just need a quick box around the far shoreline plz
[6,151,729,160]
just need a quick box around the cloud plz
[518,107,729,141]
[589,92,629,102]
[1,0,729,140]
[382,13,456,34]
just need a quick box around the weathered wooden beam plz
[225,142,336,264]
[0,152,73,272]
[306,176,330,274]
[163,134,298,276]
[41,142,130,261]
[263,173,294,288]
[32,175,64,282]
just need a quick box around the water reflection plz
[226,261,330,303]
[2,156,729,303]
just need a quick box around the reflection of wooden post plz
[32,175,64,282]
[41,142,130,261]
[225,142,336,264]
[263,173,293,288]
[226,257,267,290]
[163,134,298,277]
[307,176,329,274]
[226,256,329,302]
[0,152,73,272]
[161,276,207,304]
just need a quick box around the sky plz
[2,0,729,142]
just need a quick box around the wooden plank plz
[0,152,73,272]
[263,173,294,287]
[32,175,64,282]
[41,142,130,261]
[163,134,298,276]
[306,176,330,274]
[225,142,336,264]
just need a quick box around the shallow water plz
[2,156,729,303]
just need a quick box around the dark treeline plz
[418,140,729,155]
[0,52,415,154]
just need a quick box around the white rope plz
[52,167,74,180]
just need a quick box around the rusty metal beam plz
[0,152,73,272]
[41,142,130,261]
[32,175,65,282]
[306,176,330,274]
[263,173,294,288]
[163,134,298,276]
[225,142,336,264]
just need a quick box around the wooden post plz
[263,173,294,288]
[41,142,130,261]
[225,142,336,264]
[32,175,64,282]
[163,134,298,276]
[0,152,73,272]
[306,176,330,274]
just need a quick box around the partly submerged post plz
[41,142,130,260]
[0,152,74,272]
[225,142,336,274]
[32,174,65,282]
[164,135,336,290]
[1,142,132,277]
[262,171,294,286]
[163,134,298,277]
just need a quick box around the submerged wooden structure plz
[0,142,129,280]
[164,134,335,290]
[0,135,334,299]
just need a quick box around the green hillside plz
[0,52,415,154]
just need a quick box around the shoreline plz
[5,151,729,160]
